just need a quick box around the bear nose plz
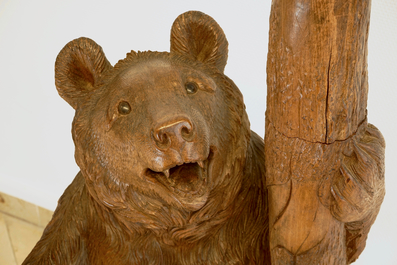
[152,118,195,150]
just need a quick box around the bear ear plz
[170,11,228,73]
[55,37,113,109]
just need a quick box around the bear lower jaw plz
[144,152,213,210]
[145,161,207,194]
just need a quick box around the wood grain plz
[265,0,385,264]
[23,11,270,264]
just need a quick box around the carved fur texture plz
[23,11,270,265]
[265,120,385,264]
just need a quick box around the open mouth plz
[145,159,208,199]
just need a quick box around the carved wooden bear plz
[23,11,270,264]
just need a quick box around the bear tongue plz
[169,163,202,192]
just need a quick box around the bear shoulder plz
[23,173,91,264]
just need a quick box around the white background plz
[0,0,396,264]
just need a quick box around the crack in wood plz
[267,117,367,145]
[325,47,332,143]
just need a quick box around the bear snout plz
[152,117,195,151]
[146,114,210,174]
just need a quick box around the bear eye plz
[118,101,131,115]
[185,81,199,94]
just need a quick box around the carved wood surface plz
[21,4,386,264]
[23,11,270,264]
[265,0,385,264]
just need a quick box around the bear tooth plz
[198,161,204,168]
[163,169,170,178]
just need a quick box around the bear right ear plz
[170,11,228,73]
[55,37,113,109]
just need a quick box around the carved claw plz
[163,169,170,179]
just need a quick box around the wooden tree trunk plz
[265,0,385,264]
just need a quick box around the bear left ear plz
[55,37,113,109]
[170,11,228,73]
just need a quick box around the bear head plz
[55,11,251,241]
